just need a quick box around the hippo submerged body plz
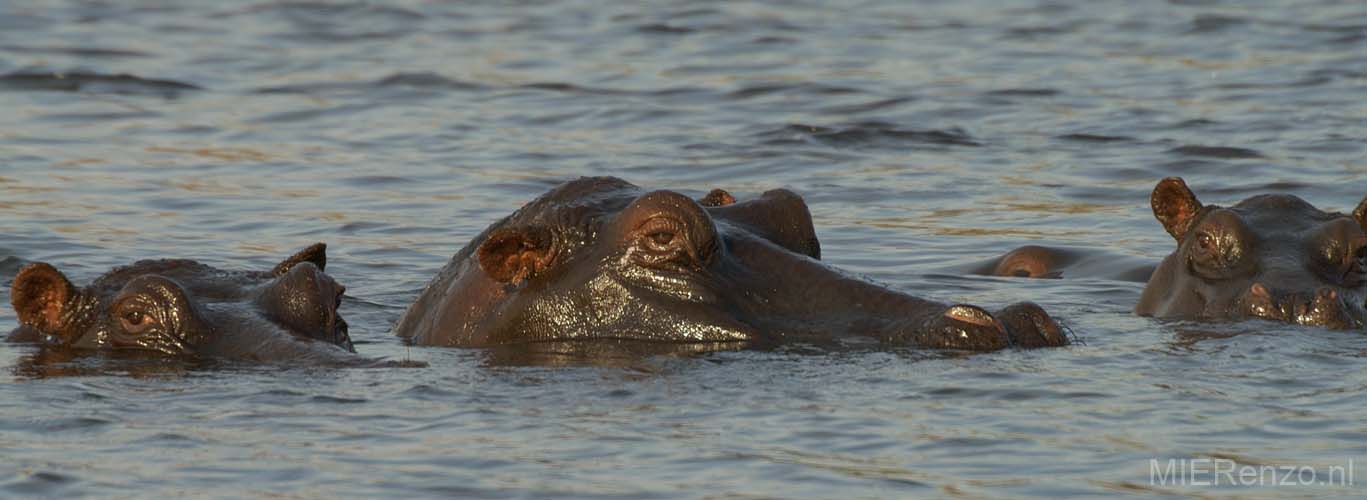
[980,177,1367,329]
[395,177,1068,351]
[8,244,365,364]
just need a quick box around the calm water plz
[1,0,1365,497]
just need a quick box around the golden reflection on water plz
[860,199,1127,238]
[856,220,1087,238]
[147,146,273,162]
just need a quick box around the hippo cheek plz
[525,273,757,344]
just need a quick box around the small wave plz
[637,23,695,35]
[311,394,369,404]
[923,386,1108,400]
[758,122,981,148]
[254,72,486,95]
[0,45,151,58]
[2,471,77,497]
[1056,133,1132,143]
[1166,145,1265,159]
[1,255,25,277]
[401,384,460,398]
[513,81,704,98]
[0,71,200,97]
[727,83,862,100]
[818,97,916,115]
[1188,14,1250,34]
[1174,118,1219,129]
[986,88,1060,97]
[39,416,114,432]
[376,72,485,90]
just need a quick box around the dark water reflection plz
[2,0,1365,497]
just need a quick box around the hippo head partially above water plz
[395,177,1067,351]
[1137,177,1367,328]
[8,243,361,362]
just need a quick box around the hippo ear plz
[10,263,77,334]
[273,243,327,276]
[1353,196,1367,234]
[1151,177,1204,241]
[477,227,555,284]
[698,188,736,207]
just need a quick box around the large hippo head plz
[1137,177,1367,329]
[8,244,359,362]
[395,177,1067,351]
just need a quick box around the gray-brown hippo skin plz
[394,177,1067,351]
[1136,177,1367,328]
[8,244,362,363]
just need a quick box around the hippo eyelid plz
[636,216,686,247]
[111,285,171,319]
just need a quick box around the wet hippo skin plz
[395,177,1068,351]
[7,244,374,364]
[980,177,1367,329]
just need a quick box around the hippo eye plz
[1191,232,1220,263]
[632,216,700,268]
[638,217,687,253]
[1196,233,1217,255]
[1188,226,1249,280]
[648,230,675,247]
[119,309,157,334]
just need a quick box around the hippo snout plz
[912,302,1068,350]
[994,302,1069,348]
[1240,282,1363,329]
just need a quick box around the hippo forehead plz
[502,177,637,234]
[87,259,270,302]
[1227,194,1339,233]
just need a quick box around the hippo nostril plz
[1243,281,1280,318]
[944,304,997,327]
[1308,288,1345,317]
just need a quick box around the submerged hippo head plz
[395,177,1066,351]
[1137,177,1367,329]
[8,244,358,361]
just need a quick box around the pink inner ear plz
[1152,178,1202,240]
[477,229,552,284]
[40,292,66,329]
[11,263,73,332]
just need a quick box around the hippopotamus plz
[977,177,1367,329]
[394,177,1068,351]
[7,243,369,364]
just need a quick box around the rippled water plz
[2,0,1365,497]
